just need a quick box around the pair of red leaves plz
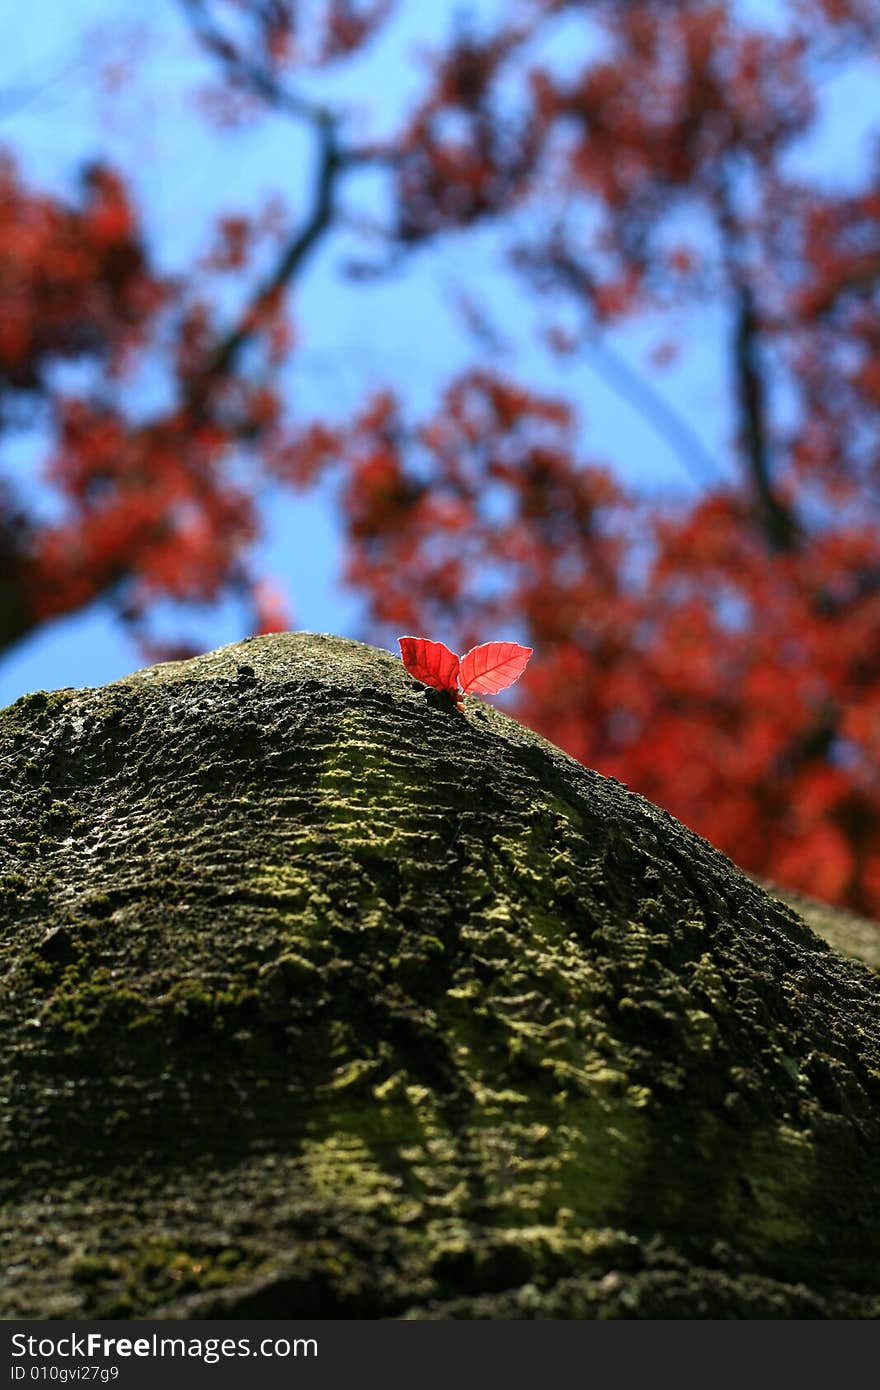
[398,635,533,703]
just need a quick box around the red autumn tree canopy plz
[2,0,880,913]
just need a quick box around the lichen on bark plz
[0,631,879,1318]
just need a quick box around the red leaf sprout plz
[398,635,532,707]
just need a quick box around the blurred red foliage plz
[3,0,880,911]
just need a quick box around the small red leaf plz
[398,635,460,692]
[459,640,533,695]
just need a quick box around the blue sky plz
[0,0,876,705]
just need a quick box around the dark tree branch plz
[0,572,31,657]
[0,501,38,657]
[715,176,800,553]
[180,0,335,125]
[178,0,398,158]
[0,3,382,662]
[177,0,394,412]
[731,280,799,552]
[772,700,838,780]
[191,113,341,399]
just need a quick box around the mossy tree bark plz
[1,633,879,1318]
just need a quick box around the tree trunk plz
[760,881,880,973]
[1,632,879,1318]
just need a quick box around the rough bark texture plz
[762,882,880,973]
[1,631,879,1319]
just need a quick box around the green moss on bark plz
[0,631,879,1318]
